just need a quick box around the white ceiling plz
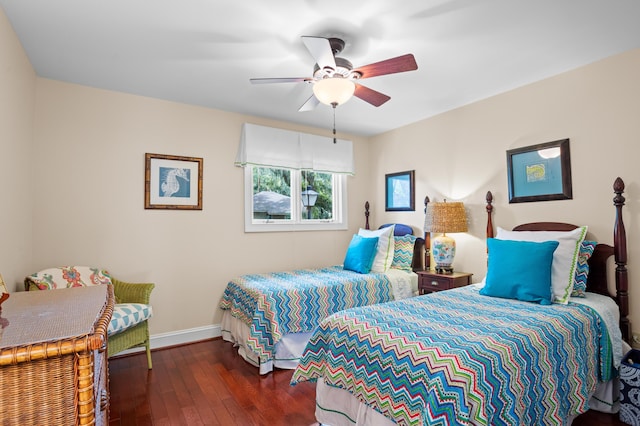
[3,0,640,137]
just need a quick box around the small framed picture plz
[506,139,572,204]
[145,153,203,210]
[385,170,415,211]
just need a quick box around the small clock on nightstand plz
[417,270,473,295]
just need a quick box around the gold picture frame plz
[144,153,203,210]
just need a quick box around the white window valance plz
[235,123,354,175]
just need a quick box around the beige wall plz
[370,48,640,330]
[1,7,371,338]
[30,78,372,334]
[0,8,35,291]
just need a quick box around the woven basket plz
[0,285,114,425]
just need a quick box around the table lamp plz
[424,201,468,274]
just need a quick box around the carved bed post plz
[364,201,370,230]
[613,177,631,343]
[486,191,494,239]
[424,196,430,270]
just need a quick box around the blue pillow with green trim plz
[343,235,379,274]
[480,238,559,305]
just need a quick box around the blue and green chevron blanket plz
[219,265,393,364]
[291,285,616,426]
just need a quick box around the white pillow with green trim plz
[496,226,587,304]
[358,225,395,273]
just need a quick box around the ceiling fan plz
[250,36,418,112]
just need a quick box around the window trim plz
[243,167,348,232]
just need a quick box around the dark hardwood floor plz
[108,338,627,425]
[108,338,316,425]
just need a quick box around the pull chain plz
[331,102,337,143]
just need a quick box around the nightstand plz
[417,270,473,295]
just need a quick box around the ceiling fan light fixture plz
[313,77,355,106]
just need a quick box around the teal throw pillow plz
[343,235,379,274]
[480,238,559,305]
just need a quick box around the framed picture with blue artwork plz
[506,139,572,204]
[385,170,415,211]
[145,153,203,210]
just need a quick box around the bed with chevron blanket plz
[220,220,425,374]
[291,178,632,425]
[220,265,418,374]
[291,285,623,425]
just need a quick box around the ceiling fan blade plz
[250,77,311,84]
[301,36,336,70]
[353,54,418,79]
[354,84,391,107]
[298,94,320,112]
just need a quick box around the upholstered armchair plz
[24,266,155,369]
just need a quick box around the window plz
[244,166,347,232]
[301,170,333,220]
[236,123,353,232]
[252,166,292,220]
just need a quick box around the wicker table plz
[0,285,114,425]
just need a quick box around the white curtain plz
[235,123,354,175]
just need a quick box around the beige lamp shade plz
[424,201,468,273]
[423,201,468,234]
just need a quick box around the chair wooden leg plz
[145,341,153,369]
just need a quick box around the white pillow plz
[496,226,587,304]
[358,225,395,273]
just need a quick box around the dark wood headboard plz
[484,177,631,344]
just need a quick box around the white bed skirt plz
[221,310,313,375]
[314,369,623,426]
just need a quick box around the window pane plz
[301,170,333,220]
[252,166,291,220]
[243,166,346,232]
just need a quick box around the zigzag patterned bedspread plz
[291,285,616,426]
[219,266,393,364]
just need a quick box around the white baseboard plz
[115,324,222,356]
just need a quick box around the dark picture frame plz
[145,153,203,210]
[385,170,415,211]
[506,139,572,204]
